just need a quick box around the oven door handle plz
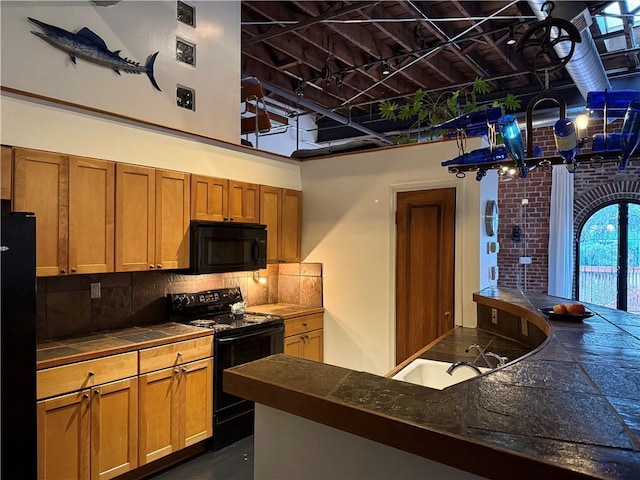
[216,324,284,343]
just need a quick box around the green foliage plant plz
[378,77,521,144]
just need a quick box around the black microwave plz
[190,221,267,274]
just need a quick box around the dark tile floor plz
[145,435,254,480]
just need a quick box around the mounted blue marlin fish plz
[28,17,161,92]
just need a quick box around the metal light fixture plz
[253,270,267,285]
[381,61,391,75]
[506,26,517,46]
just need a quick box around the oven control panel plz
[168,287,242,311]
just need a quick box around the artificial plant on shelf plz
[378,77,521,144]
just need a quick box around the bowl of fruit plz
[539,303,593,322]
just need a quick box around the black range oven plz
[167,287,284,450]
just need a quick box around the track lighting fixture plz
[506,26,516,46]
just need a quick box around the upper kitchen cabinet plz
[13,148,115,276]
[156,170,190,270]
[115,164,155,272]
[116,164,190,272]
[260,187,302,263]
[191,175,259,223]
[1,146,11,200]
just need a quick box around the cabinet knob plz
[223,217,229,222]
[157,264,163,269]
[177,352,183,357]
[60,269,66,274]
[174,369,179,374]
[94,390,100,396]
[303,323,308,327]
[149,265,155,269]
[88,371,95,377]
[71,268,77,273]
[181,367,187,373]
[83,393,90,399]
[229,218,235,222]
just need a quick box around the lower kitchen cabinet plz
[138,338,213,466]
[37,377,138,480]
[284,313,323,362]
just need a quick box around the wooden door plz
[284,335,304,358]
[303,330,323,362]
[395,188,456,365]
[13,148,69,276]
[190,174,227,221]
[156,170,190,270]
[228,180,259,223]
[1,145,11,200]
[37,390,91,480]
[281,189,302,262]
[69,156,115,274]
[138,368,179,465]
[179,358,213,447]
[90,378,138,480]
[115,164,155,271]
[259,186,281,263]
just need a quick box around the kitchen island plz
[224,287,640,480]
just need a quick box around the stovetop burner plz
[167,287,283,334]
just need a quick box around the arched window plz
[576,201,640,314]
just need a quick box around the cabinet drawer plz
[139,336,213,374]
[37,351,137,400]
[284,313,323,337]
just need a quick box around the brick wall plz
[496,120,636,294]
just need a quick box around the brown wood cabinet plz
[138,337,213,466]
[116,165,190,272]
[284,313,323,362]
[37,355,138,480]
[259,187,302,263]
[13,148,115,276]
[191,174,259,223]
[1,145,11,200]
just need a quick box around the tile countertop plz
[224,287,640,480]
[36,323,213,370]
[246,303,324,319]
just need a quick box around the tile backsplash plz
[37,263,323,341]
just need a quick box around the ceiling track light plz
[506,26,516,46]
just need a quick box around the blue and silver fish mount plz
[29,17,161,92]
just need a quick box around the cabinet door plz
[91,378,138,480]
[259,186,281,264]
[138,367,180,465]
[13,148,69,276]
[284,334,305,358]
[37,390,91,480]
[229,180,259,223]
[281,189,302,263]
[69,156,115,274]
[115,164,155,271]
[303,329,323,362]
[156,170,190,270]
[191,174,228,221]
[1,145,11,200]
[179,358,213,447]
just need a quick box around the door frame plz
[388,179,468,370]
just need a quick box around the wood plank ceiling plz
[241,1,638,143]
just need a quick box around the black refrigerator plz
[1,212,37,479]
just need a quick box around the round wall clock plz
[484,200,499,237]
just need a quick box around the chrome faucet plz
[485,351,508,367]
[465,344,492,368]
[446,361,483,376]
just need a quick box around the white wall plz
[1,1,240,144]
[300,141,497,374]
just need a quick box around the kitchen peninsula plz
[225,287,640,480]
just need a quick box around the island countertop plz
[224,287,640,480]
